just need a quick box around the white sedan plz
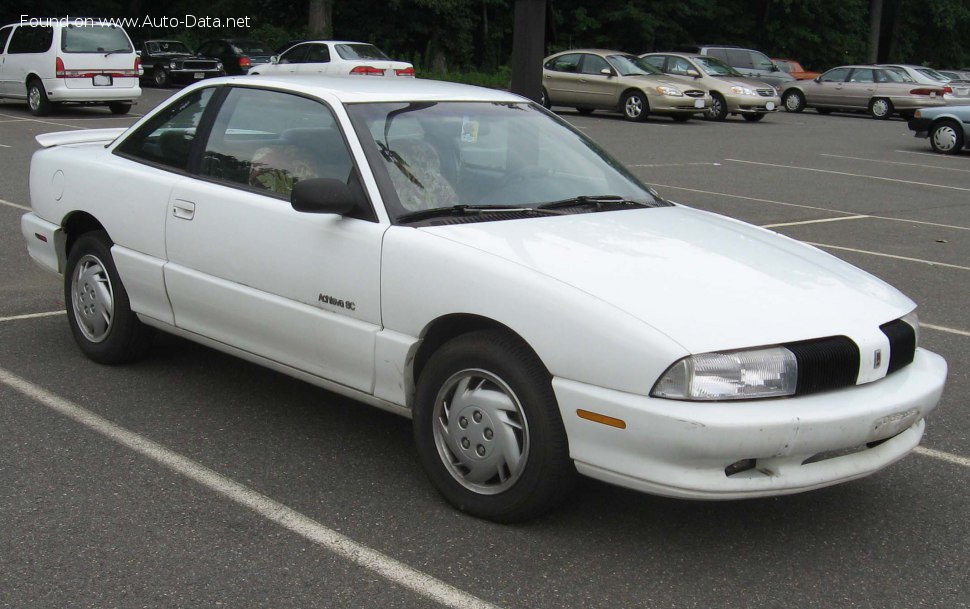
[21,76,947,522]
[249,40,414,77]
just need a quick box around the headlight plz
[656,86,684,97]
[730,85,756,96]
[651,347,798,401]
[902,310,919,349]
[170,61,177,69]
[216,62,224,71]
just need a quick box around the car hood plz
[625,74,705,90]
[419,206,913,353]
[720,75,775,89]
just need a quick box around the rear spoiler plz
[35,128,128,148]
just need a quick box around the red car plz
[773,58,821,80]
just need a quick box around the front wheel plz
[742,113,765,122]
[706,93,728,121]
[930,120,965,155]
[153,67,170,88]
[65,231,154,364]
[869,97,893,120]
[413,330,575,522]
[622,91,649,122]
[782,90,805,113]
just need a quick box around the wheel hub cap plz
[71,255,114,343]
[933,126,957,151]
[28,87,40,110]
[626,97,642,117]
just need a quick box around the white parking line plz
[0,198,30,211]
[631,162,721,168]
[761,215,869,228]
[0,113,84,130]
[0,311,65,323]
[726,159,970,193]
[915,447,970,468]
[821,153,970,174]
[895,149,969,161]
[0,367,502,609]
[805,242,970,271]
[922,323,970,338]
[0,143,11,148]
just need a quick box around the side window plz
[580,55,610,75]
[750,51,774,70]
[0,26,13,53]
[7,26,53,54]
[849,69,875,83]
[641,55,665,70]
[200,88,353,198]
[116,88,214,170]
[820,68,850,83]
[706,48,728,62]
[725,49,754,69]
[279,43,309,64]
[306,44,330,63]
[546,53,581,73]
[668,57,694,75]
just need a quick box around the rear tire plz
[869,97,893,120]
[929,119,964,155]
[64,231,154,364]
[413,330,575,522]
[539,87,551,109]
[782,90,805,113]
[108,102,131,115]
[27,79,52,116]
[622,91,649,122]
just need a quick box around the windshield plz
[150,41,192,54]
[336,44,390,60]
[346,102,660,222]
[695,56,742,77]
[607,54,663,76]
[61,25,132,53]
[232,40,269,55]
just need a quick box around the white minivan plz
[0,20,141,116]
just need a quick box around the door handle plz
[172,200,195,220]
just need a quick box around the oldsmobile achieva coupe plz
[21,76,947,522]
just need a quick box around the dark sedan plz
[138,40,224,87]
[195,38,273,75]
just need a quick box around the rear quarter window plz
[0,26,13,53]
[7,26,53,54]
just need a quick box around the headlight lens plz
[217,62,224,71]
[170,61,177,69]
[652,347,798,401]
[656,86,684,96]
[902,310,920,349]
[731,85,756,96]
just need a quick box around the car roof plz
[200,75,524,104]
[548,49,627,57]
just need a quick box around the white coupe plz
[21,76,947,522]
[249,40,414,78]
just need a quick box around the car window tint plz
[306,44,330,63]
[61,25,132,53]
[116,88,214,170]
[580,54,610,75]
[668,56,694,75]
[0,26,14,53]
[849,69,875,83]
[547,53,581,72]
[7,26,53,54]
[820,68,850,83]
[279,43,309,64]
[725,49,754,69]
[200,88,352,198]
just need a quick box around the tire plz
[706,92,728,121]
[671,113,691,122]
[539,87,551,109]
[782,90,805,113]
[622,90,649,122]
[869,97,893,120]
[153,67,170,88]
[108,102,131,115]
[816,108,833,115]
[413,330,575,522]
[742,113,765,122]
[27,79,52,116]
[575,107,594,115]
[929,119,964,155]
[64,231,154,364]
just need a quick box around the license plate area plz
[693,99,705,108]
[93,74,112,86]
[194,72,205,79]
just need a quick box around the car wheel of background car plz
[108,103,131,116]
[671,114,691,122]
[412,329,575,523]
[816,107,833,115]
[742,113,765,122]
[869,97,893,120]
[539,87,551,109]
[622,91,649,122]
[153,67,170,88]
[706,93,728,121]
[64,231,155,364]
[27,80,52,117]
[930,120,964,155]
[576,107,594,115]
[782,90,805,113]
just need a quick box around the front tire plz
[782,90,805,113]
[153,67,170,88]
[930,120,964,155]
[706,93,728,121]
[27,80,52,116]
[869,97,893,120]
[65,231,154,364]
[413,330,575,522]
[622,91,649,122]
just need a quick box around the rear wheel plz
[930,120,964,155]
[622,91,649,122]
[108,102,131,115]
[539,87,551,109]
[413,330,575,522]
[869,97,893,120]
[782,90,805,113]
[706,93,728,121]
[742,113,765,122]
[27,80,52,116]
[65,231,154,364]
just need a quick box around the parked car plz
[21,75,946,522]
[878,64,970,105]
[137,40,224,88]
[678,44,795,89]
[250,41,414,78]
[195,38,272,75]
[0,21,140,116]
[641,52,780,121]
[542,49,711,121]
[908,105,970,154]
[781,65,947,119]
[772,58,821,80]
[938,70,970,82]
[275,40,306,55]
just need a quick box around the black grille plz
[880,319,916,374]
[684,90,705,98]
[786,335,860,396]
[756,88,775,97]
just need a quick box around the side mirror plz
[814,76,822,83]
[686,68,701,78]
[291,178,358,215]
[600,68,614,77]
[270,55,279,65]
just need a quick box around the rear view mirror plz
[291,178,358,215]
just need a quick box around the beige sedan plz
[640,52,780,122]
[541,50,711,122]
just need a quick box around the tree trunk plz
[309,0,334,37]
[510,0,546,102]
[867,0,883,63]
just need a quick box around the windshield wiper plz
[398,205,562,223]
[103,48,131,56]
[537,195,653,211]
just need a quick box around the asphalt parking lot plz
[1,88,967,608]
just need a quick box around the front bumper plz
[554,348,946,500]
[169,68,224,81]
[727,94,781,114]
[650,96,710,114]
